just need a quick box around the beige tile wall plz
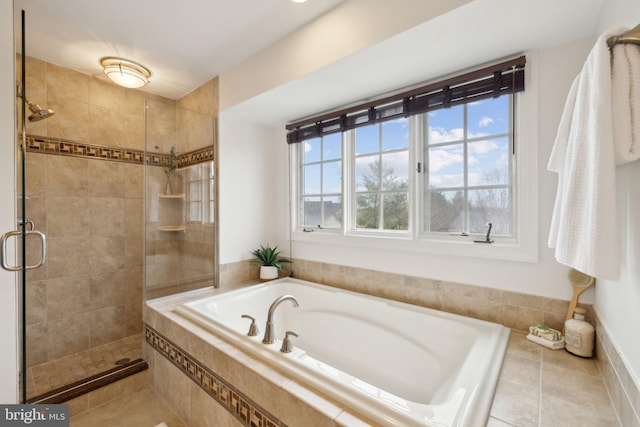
[144,84,218,300]
[19,55,156,366]
[596,316,640,426]
[221,258,577,334]
[20,55,220,364]
[25,153,144,366]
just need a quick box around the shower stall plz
[11,7,218,405]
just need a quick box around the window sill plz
[291,229,538,263]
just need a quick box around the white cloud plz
[469,139,498,155]
[478,116,494,128]
[429,127,464,143]
[429,148,463,173]
[429,173,464,188]
[304,141,313,153]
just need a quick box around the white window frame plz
[290,54,538,263]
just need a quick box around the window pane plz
[355,125,379,155]
[323,196,342,228]
[467,96,509,136]
[322,160,341,194]
[189,202,201,222]
[381,151,408,191]
[303,196,321,227]
[303,138,321,163]
[382,118,408,151]
[428,144,464,189]
[356,193,379,229]
[468,188,511,235]
[427,105,464,143]
[323,133,341,160]
[355,155,379,192]
[189,182,201,200]
[468,137,509,186]
[428,190,465,232]
[383,192,408,230]
[303,164,321,194]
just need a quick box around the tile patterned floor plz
[27,334,142,400]
[69,385,186,427]
[488,331,619,426]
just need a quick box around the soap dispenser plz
[564,306,594,357]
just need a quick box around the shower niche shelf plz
[158,193,185,231]
[158,225,186,232]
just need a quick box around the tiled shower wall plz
[20,55,156,366]
[144,80,218,300]
[20,55,219,366]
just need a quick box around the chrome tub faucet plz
[262,295,299,344]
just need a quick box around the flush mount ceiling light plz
[100,57,151,89]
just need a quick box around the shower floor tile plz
[26,334,142,400]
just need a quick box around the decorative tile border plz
[27,135,145,164]
[144,324,285,427]
[178,146,215,168]
[26,134,214,168]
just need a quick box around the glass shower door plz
[4,8,47,403]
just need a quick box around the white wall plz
[220,37,593,302]
[219,0,471,111]
[218,112,285,263]
[594,0,640,393]
[0,0,18,403]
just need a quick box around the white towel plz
[548,28,640,280]
[612,43,640,163]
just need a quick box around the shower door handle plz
[0,229,47,271]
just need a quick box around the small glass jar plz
[564,307,594,357]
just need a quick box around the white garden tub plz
[174,278,509,427]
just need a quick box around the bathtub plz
[174,278,509,427]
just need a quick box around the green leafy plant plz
[164,146,178,175]
[251,245,291,272]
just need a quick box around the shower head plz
[27,101,55,122]
[16,84,55,122]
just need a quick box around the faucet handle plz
[241,314,260,337]
[280,331,298,353]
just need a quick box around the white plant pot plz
[260,265,279,280]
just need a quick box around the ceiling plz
[226,0,606,126]
[14,0,343,100]
[14,0,607,127]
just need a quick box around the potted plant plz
[251,245,291,280]
[163,146,178,195]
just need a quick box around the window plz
[298,133,342,229]
[424,96,513,236]
[186,161,215,224]
[353,120,410,231]
[287,56,537,261]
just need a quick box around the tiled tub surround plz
[220,259,582,334]
[175,278,510,426]
[596,316,640,427]
[145,282,621,427]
